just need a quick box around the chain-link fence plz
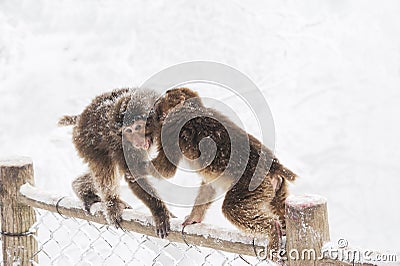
[1,207,271,266]
[3,158,355,266]
[0,158,279,266]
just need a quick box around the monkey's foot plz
[182,215,202,226]
[104,199,129,229]
[119,200,132,210]
[153,211,170,239]
[83,200,101,213]
[180,216,203,247]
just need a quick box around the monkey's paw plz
[169,211,177,219]
[153,211,171,239]
[182,214,202,226]
[105,199,131,229]
[83,200,101,214]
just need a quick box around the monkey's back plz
[72,89,130,162]
[160,104,271,182]
[71,88,160,165]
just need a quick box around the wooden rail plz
[1,157,396,265]
[18,183,270,257]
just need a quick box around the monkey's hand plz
[182,213,203,226]
[153,209,171,239]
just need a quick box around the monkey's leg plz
[72,173,101,212]
[270,177,288,233]
[90,161,125,228]
[125,173,172,239]
[222,183,282,258]
[183,182,216,226]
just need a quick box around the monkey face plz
[122,120,152,150]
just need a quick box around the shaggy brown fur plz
[60,88,173,238]
[144,87,297,252]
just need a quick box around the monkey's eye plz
[135,124,142,131]
[124,128,133,134]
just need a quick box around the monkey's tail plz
[58,115,79,126]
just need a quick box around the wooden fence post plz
[0,157,38,265]
[285,195,330,266]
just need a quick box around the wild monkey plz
[59,88,173,238]
[143,88,297,252]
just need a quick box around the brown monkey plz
[144,88,297,252]
[59,88,173,238]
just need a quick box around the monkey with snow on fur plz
[143,88,297,254]
[59,88,174,238]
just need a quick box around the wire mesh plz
[1,208,272,266]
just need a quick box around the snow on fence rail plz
[0,157,397,266]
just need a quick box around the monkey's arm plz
[182,182,216,226]
[125,173,173,238]
[146,145,181,179]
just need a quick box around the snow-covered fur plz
[60,88,173,238]
[145,87,297,254]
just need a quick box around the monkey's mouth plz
[142,137,152,150]
[130,136,152,150]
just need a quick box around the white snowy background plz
[1,0,399,259]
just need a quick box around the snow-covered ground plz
[1,0,399,258]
